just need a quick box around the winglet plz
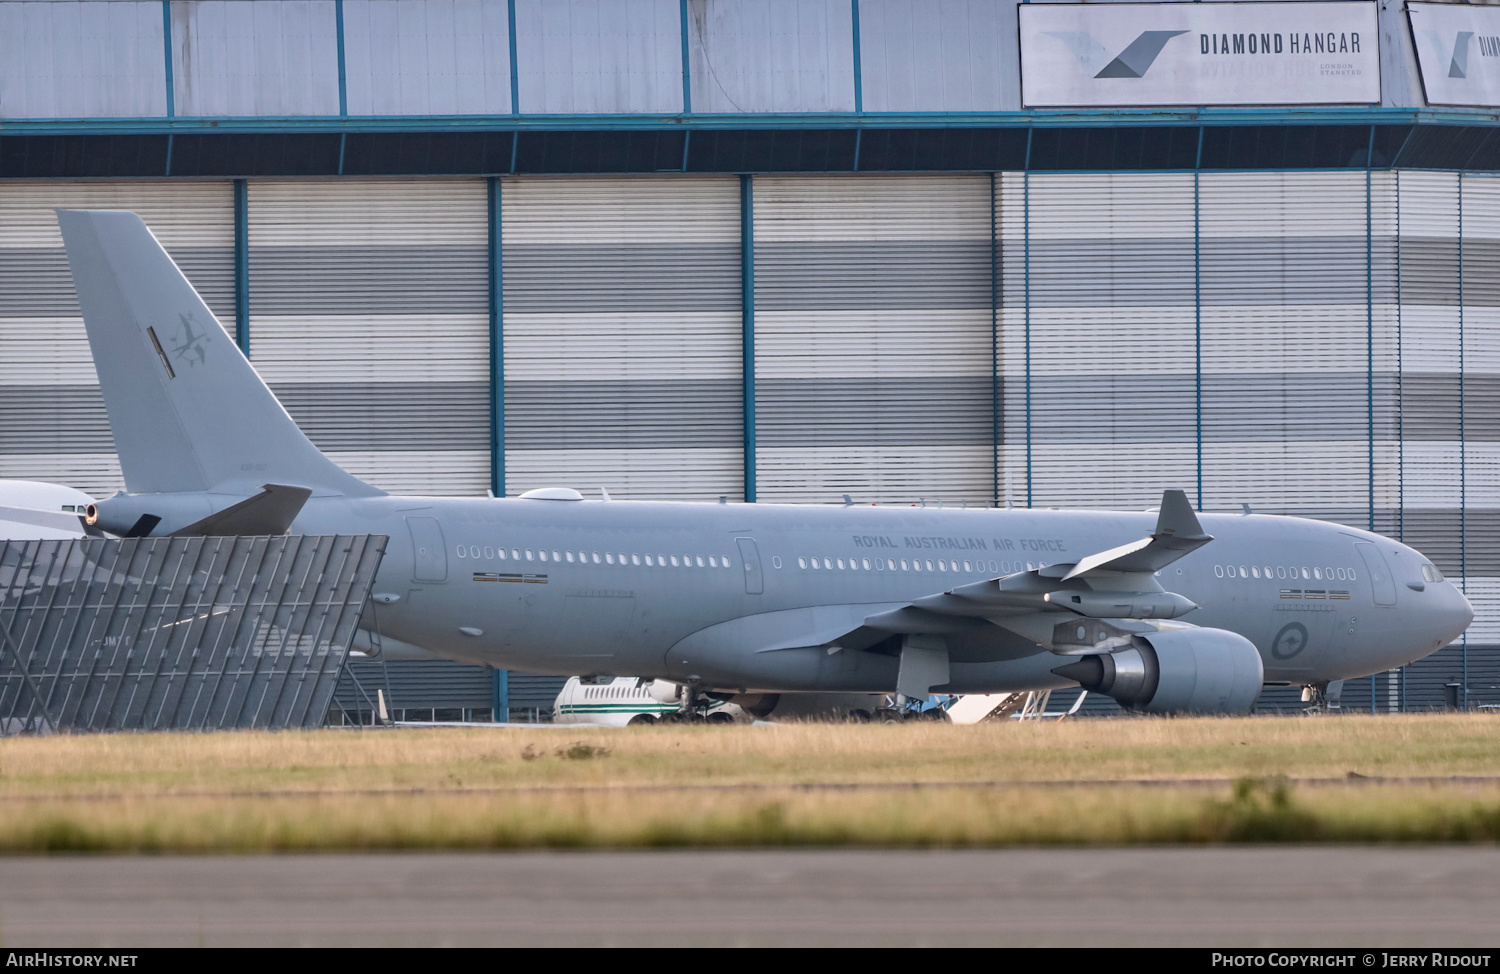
[1062,489,1212,579]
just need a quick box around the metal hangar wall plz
[0,0,1496,711]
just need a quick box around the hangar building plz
[1,0,1495,713]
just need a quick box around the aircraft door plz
[736,537,763,595]
[1354,542,1396,606]
[406,517,448,583]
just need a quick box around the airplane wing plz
[830,489,1213,696]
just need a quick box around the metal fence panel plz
[0,534,385,733]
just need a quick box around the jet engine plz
[1051,628,1263,715]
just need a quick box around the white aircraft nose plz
[1437,584,1475,646]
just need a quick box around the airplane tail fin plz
[57,209,383,498]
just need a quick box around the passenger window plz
[913,560,923,572]
[553,551,561,562]
[498,548,507,560]
[823,558,832,569]
[696,556,705,567]
[1348,568,1355,580]
[632,554,641,566]
[1312,568,1321,579]
[1026,562,1035,571]
[938,561,947,572]
[807,557,817,570]
[1299,567,1308,579]
[605,553,615,565]
[1263,566,1272,578]
[672,555,681,567]
[836,558,845,570]
[1238,567,1247,578]
[862,558,871,570]
[512,549,521,560]
[926,560,935,571]
[1251,567,1260,578]
[888,559,897,570]
[525,549,534,561]
[875,559,884,571]
[592,552,601,564]
[708,556,718,568]
[1214,565,1224,577]
[900,560,909,571]
[1275,566,1285,579]
[1336,568,1346,580]
[644,555,653,566]
[658,554,667,565]
[618,553,627,564]
[539,551,548,562]
[565,551,575,563]
[964,561,972,572]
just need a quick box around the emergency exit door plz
[736,537,763,594]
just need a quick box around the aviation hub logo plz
[1444,30,1500,79]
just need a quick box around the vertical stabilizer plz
[57,209,383,497]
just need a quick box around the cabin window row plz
[1214,564,1355,581]
[796,556,1033,575]
[456,545,733,569]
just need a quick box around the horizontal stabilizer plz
[172,484,312,537]
[0,505,87,534]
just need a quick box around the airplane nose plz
[1437,585,1475,646]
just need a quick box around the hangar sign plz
[1409,2,1500,108]
[1020,2,1380,108]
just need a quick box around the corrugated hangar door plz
[501,176,743,501]
[247,179,490,496]
[1390,171,1462,579]
[1458,173,1500,646]
[1000,172,1196,512]
[0,181,234,498]
[753,174,994,505]
[1199,171,1372,525]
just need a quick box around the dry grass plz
[0,714,1496,851]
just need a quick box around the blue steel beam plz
[233,178,249,355]
[740,174,756,503]
[3,107,1500,135]
[489,177,505,499]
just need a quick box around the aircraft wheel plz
[918,708,951,723]
[627,714,657,726]
[876,709,904,723]
[848,709,873,723]
[657,712,681,724]
[706,711,734,724]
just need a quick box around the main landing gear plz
[873,695,954,723]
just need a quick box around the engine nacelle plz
[1051,628,1263,715]
[644,679,683,705]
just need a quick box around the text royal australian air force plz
[1020,1,1380,108]
[851,534,1066,554]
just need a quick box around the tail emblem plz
[169,312,211,368]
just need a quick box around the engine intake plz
[1051,628,1263,715]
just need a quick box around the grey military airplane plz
[57,209,1473,715]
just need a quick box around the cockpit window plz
[1422,564,1445,582]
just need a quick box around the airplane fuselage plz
[291,496,1472,694]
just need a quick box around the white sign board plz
[1409,2,1500,108]
[1020,2,1380,108]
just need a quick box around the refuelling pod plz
[1052,628,1263,715]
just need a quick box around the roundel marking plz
[1271,622,1310,661]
